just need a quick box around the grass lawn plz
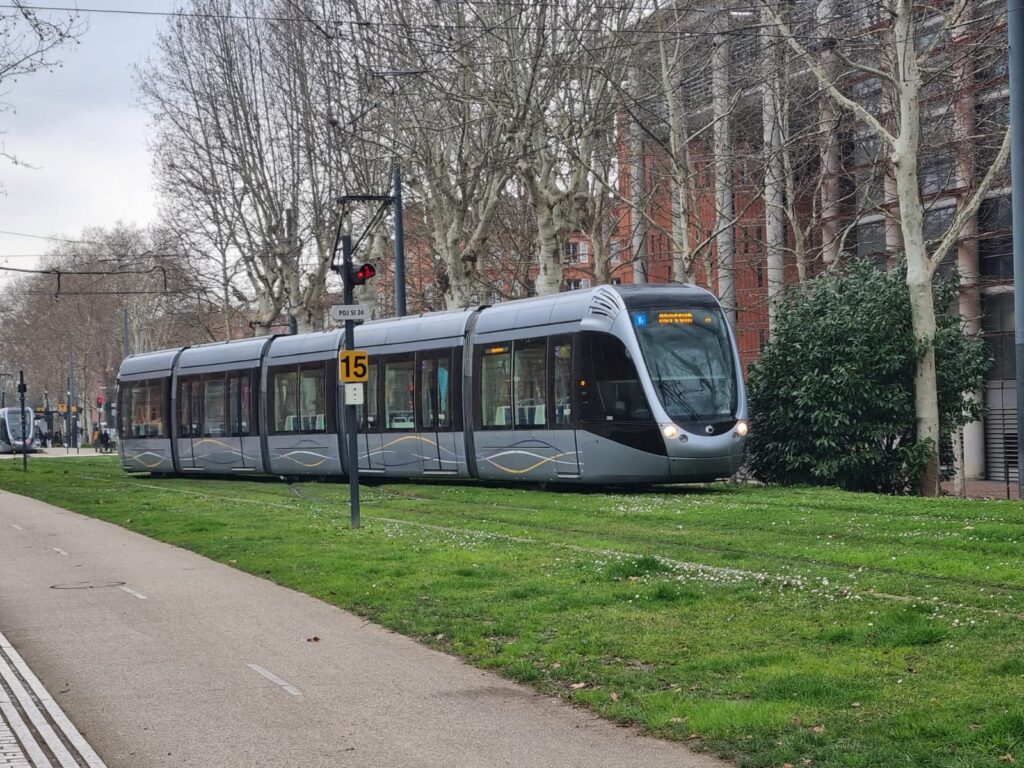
[2,457,1024,767]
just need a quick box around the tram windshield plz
[1,409,33,441]
[631,307,737,423]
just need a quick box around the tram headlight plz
[735,420,749,437]
[661,424,680,439]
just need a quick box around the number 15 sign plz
[339,350,369,383]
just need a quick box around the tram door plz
[550,336,581,477]
[178,377,202,470]
[418,350,458,472]
[225,372,251,469]
[356,361,383,473]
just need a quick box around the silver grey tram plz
[117,285,747,484]
[0,407,37,454]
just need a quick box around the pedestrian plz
[99,430,111,453]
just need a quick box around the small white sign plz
[344,383,365,405]
[330,304,371,322]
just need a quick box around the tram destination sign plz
[330,304,371,322]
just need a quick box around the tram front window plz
[2,410,31,442]
[631,308,736,423]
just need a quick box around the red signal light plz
[350,263,377,286]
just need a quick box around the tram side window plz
[272,369,298,433]
[299,366,327,432]
[203,377,226,436]
[227,373,253,437]
[357,360,379,431]
[178,377,202,438]
[513,340,547,428]
[127,379,167,438]
[479,345,512,428]
[579,332,651,423]
[384,356,415,431]
[551,337,572,427]
[272,365,328,434]
[419,350,454,432]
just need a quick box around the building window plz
[979,195,1013,279]
[919,152,955,197]
[854,220,886,263]
[923,205,956,242]
[610,241,621,263]
[565,241,589,264]
[850,134,882,168]
[983,292,1015,381]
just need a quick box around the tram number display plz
[339,350,369,383]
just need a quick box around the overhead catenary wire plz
[3,2,1003,45]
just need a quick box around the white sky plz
[0,2,167,282]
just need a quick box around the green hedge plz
[747,260,988,494]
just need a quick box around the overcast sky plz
[0,2,168,283]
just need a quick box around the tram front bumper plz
[665,432,746,482]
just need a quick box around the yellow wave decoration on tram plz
[279,450,329,468]
[125,451,167,469]
[481,450,575,475]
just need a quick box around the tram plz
[117,285,748,484]
[0,407,38,453]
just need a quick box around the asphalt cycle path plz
[0,489,727,768]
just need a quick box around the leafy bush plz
[747,260,989,494]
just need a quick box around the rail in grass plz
[117,285,748,484]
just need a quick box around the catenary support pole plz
[122,308,131,359]
[393,166,407,317]
[1010,0,1024,498]
[69,338,78,451]
[342,234,361,528]
[19,370,27,472]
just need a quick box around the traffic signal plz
[349,263,376,286]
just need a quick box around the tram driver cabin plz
[117,285,748,485]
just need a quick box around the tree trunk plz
[628,72,648,284]
[712,16,735,322]
[762,6,785,332]
[816,0,841,265]
[892,0,940,496]
[905,258,941,495]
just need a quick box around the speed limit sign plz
[339,350,369,382]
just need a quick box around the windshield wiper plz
[652,359,701,421]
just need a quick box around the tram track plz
[69,472,1024,613]
[370,485,1024,598]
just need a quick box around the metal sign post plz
[18,371,27,472]
[342,234,361,529]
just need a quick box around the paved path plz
[0,490,725,768]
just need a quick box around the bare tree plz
[0,225,199,428]
[353,0,515,308]
[0,4,83,172]
[761,0,1011,495]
